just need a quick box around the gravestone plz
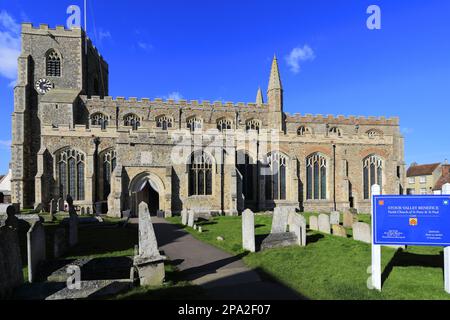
[288,213,307,246]
[5,206,19,230]
[50,199,57,214]
[134,202,165,286]
[193,224,197,230]
[27,221,46,283]
[187,210,195,228]
[53,228,68,258]
[157,210,165,218]
[343,211,357,228]
[271,207,289,233]
[58,198,64,212]
[332,224,347,238]
[67,196,78,247]
[318,214,331,234]
[181,210,188,226]
[0,225,24,298]
[242,209,255,252]
[353,222,371,244]
[261,233,298,250]
[330,211,340,225]
[198,226,202,233]
[309,216,318,231]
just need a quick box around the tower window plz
[124,114,141,130]
[46,50,61,77]
[156,115,173,130]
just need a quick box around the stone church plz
[11,23,406,217]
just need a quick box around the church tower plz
[267,56,284,132]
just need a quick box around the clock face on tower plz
[35,78,54,94]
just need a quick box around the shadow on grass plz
[306,233,324,244]
[381,248,444,286]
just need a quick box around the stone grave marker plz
[330,211,340,225]
[242,209,255,252]
[343,211,357,228]
[353,222,371,243]
[309,216,318,231]
[332,224,347,238]
[27,221,46,283]
[271,207,289,234]
[318,214,331,234]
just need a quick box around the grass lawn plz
[167,215,450,300]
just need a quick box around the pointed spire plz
[256,87,264,105]
[268,55,282,92]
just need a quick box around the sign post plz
[372,183,450,294]
[443,183,450,294]
[371,184,381,291]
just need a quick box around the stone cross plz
[242,209,255,252]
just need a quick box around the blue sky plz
[1,0,450,174]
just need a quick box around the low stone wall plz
[0,226,24,298]
[27,221,46,283]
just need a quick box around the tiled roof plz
[434,165,450,190]
[406,163,440,177]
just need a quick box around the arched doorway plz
[136,181,159,216]
[129,172,165,217]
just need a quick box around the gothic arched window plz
[189,152,213,196]
[367,129,382,139]
[237,152,255,201]
[329,126,342,137]
[91,113,108,129]
[187,117,202,132]
[217,118,232,131]
[297,126,311,136]
[124,114,141,130]
[156,115,173,130]
[102,150,117,199]
[46,50,61,77]
[265,152,287,200]
[306,153,327,200]
[58,149,85,200]
[246,119,261,132]
[363,155,383,199]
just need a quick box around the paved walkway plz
[152,217,302,300]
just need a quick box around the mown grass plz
[167,214,450,300]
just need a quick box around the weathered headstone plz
[193,224,197,230]
[288,213,307,246]
[242,209,255,252]
[5,205,19,230]
[309,216,318,231]
[353,222,371,244]
[198,226,202,233]
[181,210,188,226]
[271,207,289,233]
[50,199,57,214]
[27,221,46,283]
[0,225,24,298]
[318,214,331,234]
[343,211,357,228]
[67,195,78,247]
[53,228,68,258]
[261,232,298,250]
[58,198,64,212]
[330,211,340,225]
[134,202,165,286]
[187,210,195,228]
[332,224,347,238]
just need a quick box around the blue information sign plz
[373,195,450,246]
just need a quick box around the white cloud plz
[0,10,21,80]
[285,45,315,74]
[137,41,153,51]
[98,29,111,41]
[0,140,11,148]
[164,92,183,101]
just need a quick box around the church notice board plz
[373,195,450,246]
